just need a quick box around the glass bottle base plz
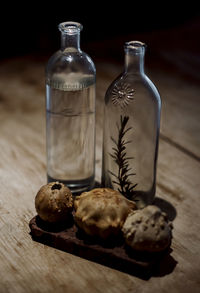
[47,174,95,195]
[132,189,155,209]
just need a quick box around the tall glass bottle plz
[46,21,96,194]
[102,41,161,208]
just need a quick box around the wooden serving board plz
[29,215,171,279]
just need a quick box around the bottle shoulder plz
[46,49,96,77]
[46,50,96,90]
[105,72,161,106]
[142,74,161,108]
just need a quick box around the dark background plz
[1,2,200,61]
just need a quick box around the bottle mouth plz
[124,41,146,54]
[58,21,83,34]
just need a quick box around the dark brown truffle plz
[35,182,73,223]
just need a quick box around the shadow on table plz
[153,196,177,221]
[151,248,178,278]
[149,196,178,278]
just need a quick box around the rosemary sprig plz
[109,115,137,199]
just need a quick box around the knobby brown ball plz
[35,182,73,223]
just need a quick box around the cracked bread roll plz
[122,205,173,252]
[74,188,137,239]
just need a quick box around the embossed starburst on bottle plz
[111,83,135,108]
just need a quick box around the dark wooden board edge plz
[29,215,172,279]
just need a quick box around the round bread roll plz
[74,188,137,239]
[35,182,73,223]
[122,205,173,252]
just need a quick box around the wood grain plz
[0,53,200,293]
[96,61,200,161]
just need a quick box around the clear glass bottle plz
[102,41,161,208]
[46,21,96,194]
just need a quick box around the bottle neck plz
[58,22,82,52]
[125,52,144,74]
[124,41,145,74]
[61,32,80,51]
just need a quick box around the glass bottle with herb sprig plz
[101,41,161,208]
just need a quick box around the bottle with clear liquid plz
[102,41,161,208]
[46,21,96,194]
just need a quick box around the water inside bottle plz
[46,72,95,194]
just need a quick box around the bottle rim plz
[58,21,83,34]
[124,41,146,54]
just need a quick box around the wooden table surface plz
[0,26,200,292]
